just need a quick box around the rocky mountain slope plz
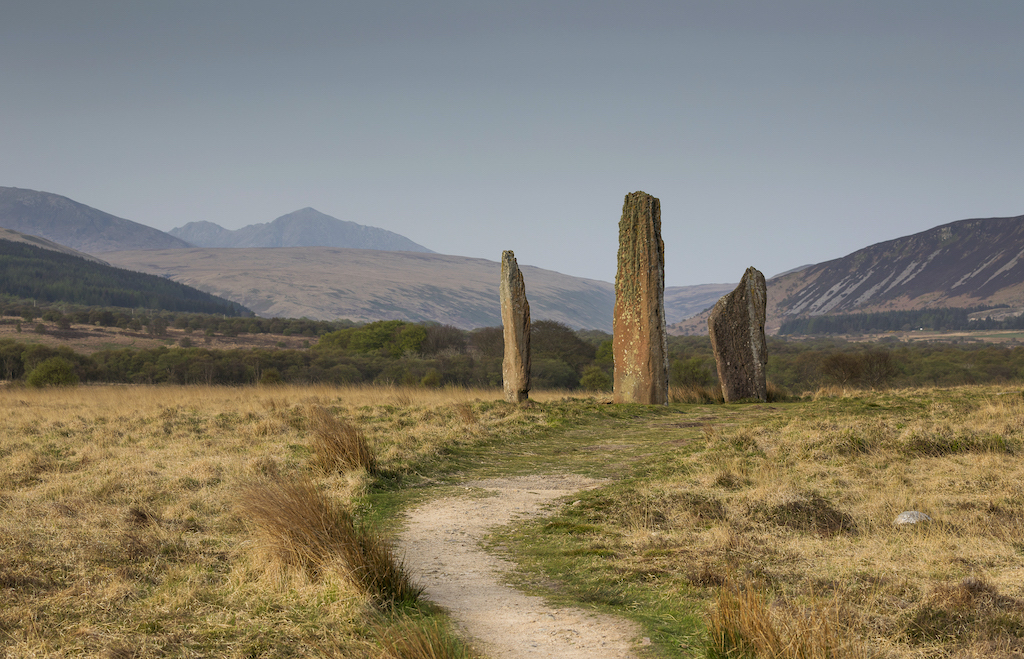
[170,207,433,252]
[672,214,1024,335]
[0,187,192,253]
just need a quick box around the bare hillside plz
[103,247,615,330]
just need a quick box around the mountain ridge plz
[671,214,1024,335]
[0,186,193,253]
[170,207,434,252]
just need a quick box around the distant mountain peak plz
[170,208,433,252]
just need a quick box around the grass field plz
[1,383,1022,657]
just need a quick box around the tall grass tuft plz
[706,581,866,659]
[238,476,420,607]
[374,614,479,659]
[706,582,782,658]
[671,384,725,404]
[308,405,377,474]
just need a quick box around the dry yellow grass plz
[6,382,1023,657]
[533,385,1024,657]
[0,383,548,657]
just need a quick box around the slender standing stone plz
[500,250,531,403]
[613,191,669,404]
[708,266,768,402]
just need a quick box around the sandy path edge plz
[397,475,644,659]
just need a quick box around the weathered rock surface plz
[500,250,531,403]
[613,191,668,404]
[708,267,768,402]
[894,510,931,526]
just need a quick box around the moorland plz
[1,380,1022,658]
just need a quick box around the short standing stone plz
[613,191,669,404]
[708,267,768,402]
[500,250,531,403]
[894,510,931,526]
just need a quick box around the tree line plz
[778,306,1015,335]
[8,314,1024,393]
[1,302,350,338]
[1,319,610,389]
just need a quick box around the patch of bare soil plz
[399,475,644,659]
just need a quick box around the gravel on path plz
[398,475,644,659]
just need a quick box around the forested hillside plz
[0,239,248,315]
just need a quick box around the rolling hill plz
[102,247,731,331]
[102,247,613,330]
[672,213,1024,335]
[0,187,192,253]
[169,207,434,252]
[0,187,728,330]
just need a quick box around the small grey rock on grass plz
[894,510,931,526]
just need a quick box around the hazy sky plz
[2,1,1022,286]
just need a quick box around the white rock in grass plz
[894,510,931,526]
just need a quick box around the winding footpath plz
[398,475,643,659]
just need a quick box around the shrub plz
[578,365,611,392]
[532,358,578,389]
[421,368,442,388]
[670,357,713,387]
[259,367,283,385]
[26,357,79,387]
[531,320,596,371]
[422,324,467,356]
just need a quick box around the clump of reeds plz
[669,381,793,405]
[765,381,795,402]
[308,405,377,474]
[374,614,478,659]
[238,476,420,607]
[706,581,868,659]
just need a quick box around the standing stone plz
[613,191,669,404]
[708,267,768,402]
[500,250,531,403]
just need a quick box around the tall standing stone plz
[500,250,531,403]
[613,191,669,404]
[708,266,768,402]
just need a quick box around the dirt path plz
[398,475,644,659]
